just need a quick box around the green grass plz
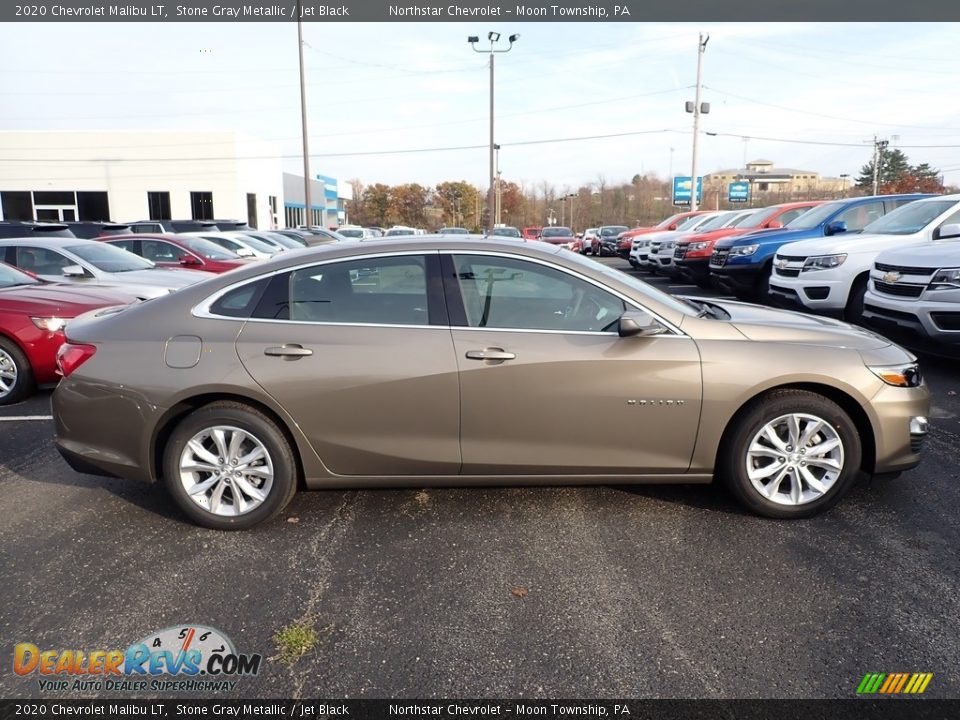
[274,621,319,665]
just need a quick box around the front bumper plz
[768,266,849,311]
[869,383,930,474]
[709,259,762,292]
[674,256,711,280]
[862,290,960,345]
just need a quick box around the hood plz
[644,229,687,243]
[696,298,891,351]
[875,239,960,267]
[775,232,923,258]
[0,283,136,316]
[714,227,813,249]
[107,268,211,288]
[677,227,743,245]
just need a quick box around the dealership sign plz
[673,176,702,206]
[728,181,750,203]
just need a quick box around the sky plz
[2,21,960,191]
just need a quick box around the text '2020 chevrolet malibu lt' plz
[52,238,929,529]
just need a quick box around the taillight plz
[56,343,96,378]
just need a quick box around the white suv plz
[862,240,960,347]
[769,195,960,319]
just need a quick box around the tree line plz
[345,152,949,231]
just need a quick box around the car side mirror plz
[179,255,202,266]
[825,220,848,236]
[937,223,960,240]
[766,220,783,229]
[618,310,665,338]
[62,264,88,278]
[235,247,255,257]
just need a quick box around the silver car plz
[0,238,211,299]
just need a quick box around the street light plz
[469,31,519,233]
[560,193,576,227]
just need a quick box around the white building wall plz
[0,131,283,228]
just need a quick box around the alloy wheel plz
[0,348,18,399]
[745,413,844,506]
[178,425,275,516]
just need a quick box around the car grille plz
[774,267,801,277]
[873,280,924,298]
[777,255,806,262]
[875,262,938,274]
[911,434,926,453]
[931,312,960,331]
[711,249,729,267]
[674,246,686,260]
[864,303,921,324]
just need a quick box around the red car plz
[522,227,542,240]
[673,201,823,287]
[537,226,576,246]
[0,262,135,404]
[97,234,251,274]
[615,210,712,256]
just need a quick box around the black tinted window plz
[210,279,269,318]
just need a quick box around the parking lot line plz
[0,415,53,421]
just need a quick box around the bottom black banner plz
[1,699,958,720]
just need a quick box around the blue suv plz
[709,194,932,301]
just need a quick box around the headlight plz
[729,244,759,256]
[688,241,710,251]
[31,317,68,332]
[802,254,847,272]
[929,267,960,290]
[868,363,923,388]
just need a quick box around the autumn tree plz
[389,183,430,227]
[359,183,392,226]
[856,149,941,193]
[434,181,480,230]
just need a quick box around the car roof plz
[0,237,96,247]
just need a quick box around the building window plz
[1,191,33,221]
[246,193,258,229]
[190,191,214,221]
[268,195,278,229]
[77,191,110,221]
[147,192,171,220]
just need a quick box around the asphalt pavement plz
[2,256,959,699]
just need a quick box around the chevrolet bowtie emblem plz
[883,271,901,283]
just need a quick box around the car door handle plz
[264,344,313,359]
[465,348,516,361]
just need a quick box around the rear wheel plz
[0,337,34,406]
[720,389,861,518]
[163,402,298,530]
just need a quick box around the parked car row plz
[620,193,960,350]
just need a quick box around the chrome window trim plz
[191,248,689,337]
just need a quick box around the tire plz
[719,389,862,519]
[844,275,868,323]
[0,337,35,406]
[162,401,298,530]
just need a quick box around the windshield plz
[697,213,738,231]
[440,228,469,234]
[655,213,685,229]
[491,227,522,238]
[66,243,154,272]
[862,199,958,235]
[600,226,628,236]
[676,214,708,230]
[386,229,415,236]
[0,262,39,288]
[539,227,571,238]
[785,201,847,229]
[176,236,239,260]
[338,228,365,238]
[735,207,779,228]
[259,233,304,249]
[230,235,278,253]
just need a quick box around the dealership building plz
[0,130,285,229]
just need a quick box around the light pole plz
[469,32,519,233]
[560,193,575,227]
[685,33,710,211]
[296,0,312,227]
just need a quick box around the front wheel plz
[844,275,868,323]
[720,389,862,518]
[163,402,298,530]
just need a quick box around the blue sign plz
[728,181,750,203]
[672,176,702,205]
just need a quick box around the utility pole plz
[296,0,312,227]
[687,33,709,212]
[872,135,889,195]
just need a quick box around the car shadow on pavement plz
[615,482,753,517]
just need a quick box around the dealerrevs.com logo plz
[13,625,262,693]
